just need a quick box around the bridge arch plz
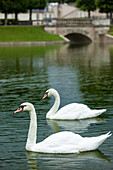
[64,33,92,44]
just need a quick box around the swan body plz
[14,102,111,153]
[42,88,106,120]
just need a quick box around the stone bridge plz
[44,18,110,43]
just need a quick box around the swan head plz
[42,88,57,99]
[14,102,34,113]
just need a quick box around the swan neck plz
[26,108,37,149]
[46,90,60,118]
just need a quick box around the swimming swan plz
[42,88,106,120]
[14,102,111,153]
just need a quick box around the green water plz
[0,43,113,170]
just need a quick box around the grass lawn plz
[109,26,113,36]
[0,26,64,42]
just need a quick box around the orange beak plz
[42,93,48,100]
[14,107,23,114]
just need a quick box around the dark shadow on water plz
[69,41,92,47]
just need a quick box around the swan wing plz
[53,103,106,119]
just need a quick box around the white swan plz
[14,102,111,153]
[42,88,106,120]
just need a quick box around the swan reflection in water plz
[46,118,105,133]
[26,150,110,170]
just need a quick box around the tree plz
[27,0,47,22]
[0,0,28,25]
[96,0,113,20]
[75,0,96,18]
[0,0,13,25]
[48,0,76,3]
[11,0,28,21]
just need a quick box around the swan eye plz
[46,91,49,95]
[45,91,49,97]
[19,105,26,110]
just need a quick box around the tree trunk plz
[106,12,109,18]
[14,12,18,25]
[110,12,112,19]
[88,10,91,18]
[110,11,113,24]
[4,12,8,25]
[15,12,18,21]
[29,8,32,24]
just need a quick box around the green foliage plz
[0,0,47,23]
[47,0,76,3]
[75,0,96,11]
[0,0,13,13]
[0,0,28,16]
[0,26,64,42]
[27,0,47,10]
[47,0,64,3]
[0,0,47,14]
[109,26,113,36]
[95,0,113,21]
[95,0,113,13]
[11,0,28,13]
[75,0,96,17]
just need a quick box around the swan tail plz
[98,131,112,146]
[90,109,106,118]
[96,109,106,114]
[93,131,112,149]
[106,131,112,138]
[100,109,107,113]
[82,131,112,152]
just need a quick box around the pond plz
[0,42,113,170]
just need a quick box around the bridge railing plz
[32,18,93,26]
[32,18,110,27]
[55,18,93,26]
